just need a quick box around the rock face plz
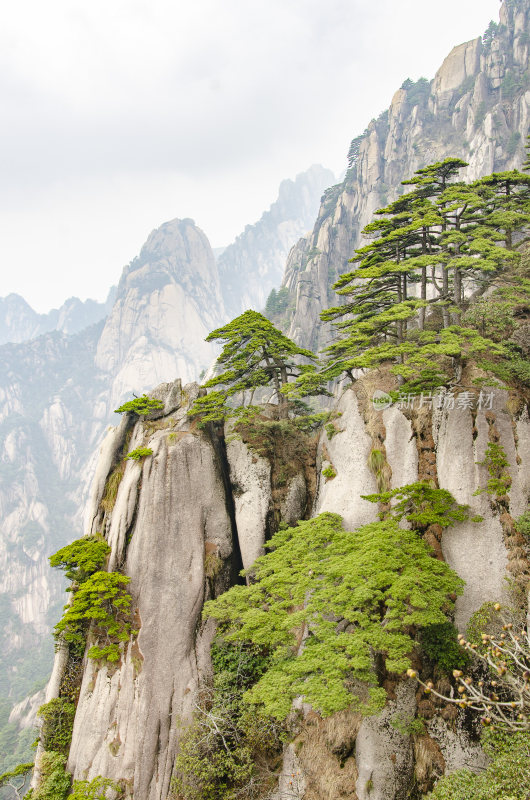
[95,219,225,408]
[218,165,334,317]
[278,0,530,351]
[67,382,235,800]
[46,380,529,800]
[225,432,272,570]
[0,172,338,760]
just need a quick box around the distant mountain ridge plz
[217,164,334,317]
[0,290,115,346]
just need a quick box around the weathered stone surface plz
[271,743,306,800]
[434,392,509,631]
[355,683,416,800]
[382,406,418,489]
[85,412,132,537]
[68,383,234,800]
[427,717,488,775]
[226,432,272,570]
[431,39,482,108]
[315,388,378,530]
[280,472,307,526]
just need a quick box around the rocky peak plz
[430,38,482,110]
[277,0,530,351]
[95,218,225,408]
[119,218,222,304]
[218,164,334,317]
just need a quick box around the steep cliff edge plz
[278,0,530,351]
[37,377,529,800]
[1,170,336,770]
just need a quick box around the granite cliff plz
[0,171,333,772]
[35,374,529,799]
[275,0,530,352]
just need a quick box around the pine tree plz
[190,310,323,422]
[319,158,527,391]
[204,512,463,720]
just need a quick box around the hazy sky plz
[0,0,501,312]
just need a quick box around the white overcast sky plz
[0,0,501,312]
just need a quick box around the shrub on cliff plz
[69,776,125,799]
[54,571,132,662]
[37,699,75,755]
[28,752,70,800]
[204,512,463,719]
[125,447,153,461]
[426,728,530,800]
[172,641,282,800]
[114,395,163,416]
[49,536,110,585]
[361,481,473,530]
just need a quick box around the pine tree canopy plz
[315,156,530,391]
[204,512,464,720]
[189,310,326,423]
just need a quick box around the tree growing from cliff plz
[204,511,463,720]
[0,763,34,800]
[49,536,110,584]
[190,310,325,422]
[114,394,163,416]
[54,571,132,662]
[50,536,133,663]
[318,158,527,391]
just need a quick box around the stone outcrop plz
[225,432,272,570]
[41,376,528,800]
[67,382,235,800]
